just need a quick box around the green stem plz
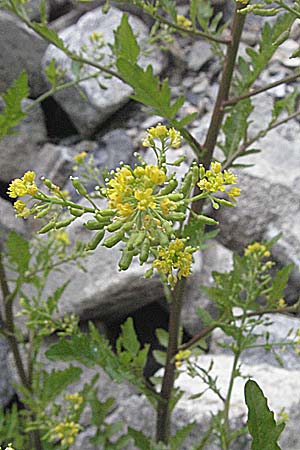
[156,278,185,444]
[223,70,300,107]
[201,2,246,169]
[222,351,240,450]
[0,249,44,450]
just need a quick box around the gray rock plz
[43,7,164,137]
[0,98,47,183]
[210,313,300,370]
[95,129,134,171]
[0,11,48,97]
[0,198,27,243]
[34,143,74,188]
[187,40,214,72]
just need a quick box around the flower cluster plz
[52,421,81,446]
[73,151,87,164]
[64,392,84,411]
[142,124,181,148]
[175,349,191,368]
[7,171,38,218]
[152,239,195,287]
[244,242,270,258]
[197,162,241,201]
[107,164,168,217]
[176,14,192,30]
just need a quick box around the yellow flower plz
[160,197,176,215]
[135,188,155,210]
[197,164,238,197]
[13,200,30,218]
[23,171,36,183]
[55,230,70,245]
[277,298,286,309]
[7,178,27,198]
[168,127,182,148]
[53,421,81,446]
[153,239,194,287]
[142,124,182,149]
[244,242,270,258]
[176,14,192,30]
[227,187,241,201]
[175,349,191,361]
[145,165,166,185]
[73,151,87,164]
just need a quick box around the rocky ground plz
[1,1,300,448]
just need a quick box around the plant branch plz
[201,3,246,168]
[223,70,300,107]
[152,12,230,45]
[222,108,300,169]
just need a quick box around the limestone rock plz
[0,198,28,243]
[0,11,48,97]
[0,98,47,183]
[187,40,214,72]
[43,7,164,137]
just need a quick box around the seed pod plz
[194,214,218,225]
[180,172,193,196]
[191,165,200,184]
[134,231,146,248]
[118,250,134,271]
[98,209,115,217]
[166,193,184,201]
[38,221,56,234]
[159,179,178,196]
[71,177,87,196]
[42,178,54,189]
[156,229,169,246]
[34,206,50,219]
[139,238,150,264]
[87,230,105,250]
[55,218,75,229]
[84,220,106,230]
[69,208,84,217]
[107,220,124,232]
[126,231,140,250]
[95,213,112,225]
[167,212,186,221]
[103,230,124,248]
[161,220,174,235]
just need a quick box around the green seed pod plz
[167,212,186,221]
[166,193,184,201]
[126,231,140,250]
[144,268,153,279]
[180,172,193,196]
[122,221,135,233]
[161,220,174,235]
[118,250,134,271]
[139,238,150,264]
[87,230,105,250]
[71,177,87,196]
[103,230,124,248]
[107,220,124,232]
[69,208,84,217]
[156,229,169,246]
[95,213,112,224]
[38,221,56,234]
[55,218,75,229]
[192,165,200,184]
[84,220,106,230]
[215,198,234,207]
[98,209,115,217]
[159,179,178,196]
[42,177,54,189]
[34,206,50,219]
[194,214,218,225]
[134,231,146,248]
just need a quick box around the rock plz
[272,39,300,68]
[43,7,164,137]
[187,40,214,72]
[0,198,28,242]
[0,11,48,97]
[181,241,233,336]
[0,337,15,407]
[34,143,74,188]
[0,99,47,184]
[210,313,300,370]
[95,129,134,171]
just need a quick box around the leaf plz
[271,87,298,123]
[45,333,99,367]
[267,264,293,306]
[38,366,82,404]
[127,428,151,450]
[112,14,140,64]
[117,317,140,356]
[160,0,177,21]
[221,98,254,159]
[155,328,169,348]
[116,58,184,120]
[196,307,214,326]
[6,232,30,275]
[31,22,67,51]
[0,71,28,139]
[153,350,166,365]
[245,379,285,450]
[235,14,294,94]
[89,393,115,427]
[170,422,196,449]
